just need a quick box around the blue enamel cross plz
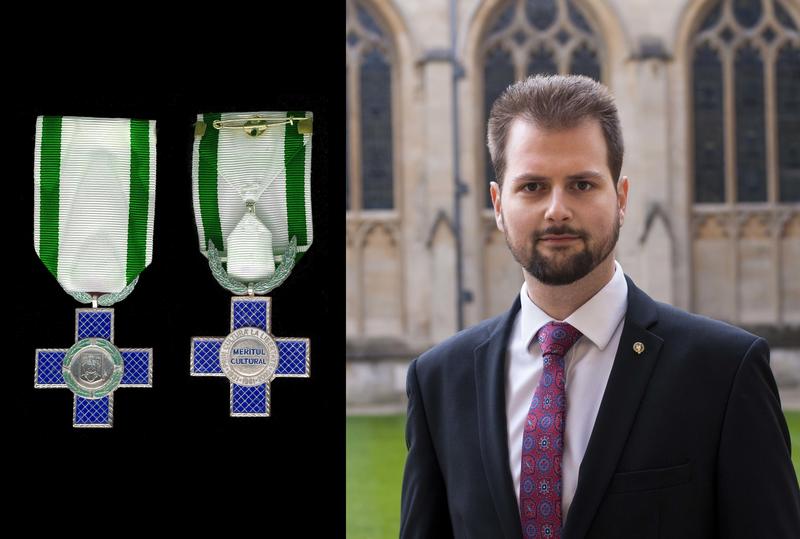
[34,308,153,428]
[191,296,310,417]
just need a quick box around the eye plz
[574,181,593,191]
[522,182,545,192]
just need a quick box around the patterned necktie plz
[519,321,582,539]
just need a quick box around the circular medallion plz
[219,327,279,386]
[62,338,124,399]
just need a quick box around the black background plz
[7,8,344,534]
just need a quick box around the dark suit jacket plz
[400,276,800,538]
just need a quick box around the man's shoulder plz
[650,299,762,352]
[422,312,507,358]
[414,311,508,372]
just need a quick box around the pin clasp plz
[212,115,308,137]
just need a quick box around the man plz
[400,75,800,538]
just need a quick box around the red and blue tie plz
[519,321,582,539]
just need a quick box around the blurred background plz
[346,0,800,537]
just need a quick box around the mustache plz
[534,226,586,240]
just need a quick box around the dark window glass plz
[527,44,557,76]
[346,68,351,211]
[733,0,763,28]
[735,45,767,202]
[567,0,593,33]
[484,47,516,207]
[526,0,557,31]
[490,0,516,33]
[360,49,394,209]
[570,43,601,81]
[357,4,384,37]
[693,44,726,203]
[774,0,797,30]
[777,44,800,201]
[699,0,723,31]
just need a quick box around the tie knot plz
[536,321,582,358]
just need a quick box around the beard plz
[503,217,620,286]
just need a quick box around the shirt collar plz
[519,260,628,351]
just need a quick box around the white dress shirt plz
[505,261,628,521]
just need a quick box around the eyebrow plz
[510,170,605,183]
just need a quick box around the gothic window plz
[735,44,767,202]
[481,0,604,206]
[691,0,800,203]
[777,43,800,201]
[346,0,394,211]
[693,43,725,203]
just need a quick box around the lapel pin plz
[633,342,645,355]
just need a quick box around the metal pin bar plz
[212,116,302,130]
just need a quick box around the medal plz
[191,297,310,416]
[33,116,156,427]
[190,112,313,416]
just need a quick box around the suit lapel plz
[563,277,664,539]
[474,297,522,539]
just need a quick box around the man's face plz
[490,117,628,286]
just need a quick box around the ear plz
[490,181,504,232]
[617,175,629,226]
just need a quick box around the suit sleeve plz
[399,358,454,539]
[716,337,800,538]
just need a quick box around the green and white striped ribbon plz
[33,116,157,295]
[191,111,313,273]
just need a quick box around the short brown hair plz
[487,74,624,185]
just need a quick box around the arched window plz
[346,0,394,211]
[481,0,604,205]
[689,0,800,326]
[691,0,800,203]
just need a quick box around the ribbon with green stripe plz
[192,110,313,290]
[34,116,157,298]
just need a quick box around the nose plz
[543,187,572,222]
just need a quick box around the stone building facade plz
[346,0,800,408]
